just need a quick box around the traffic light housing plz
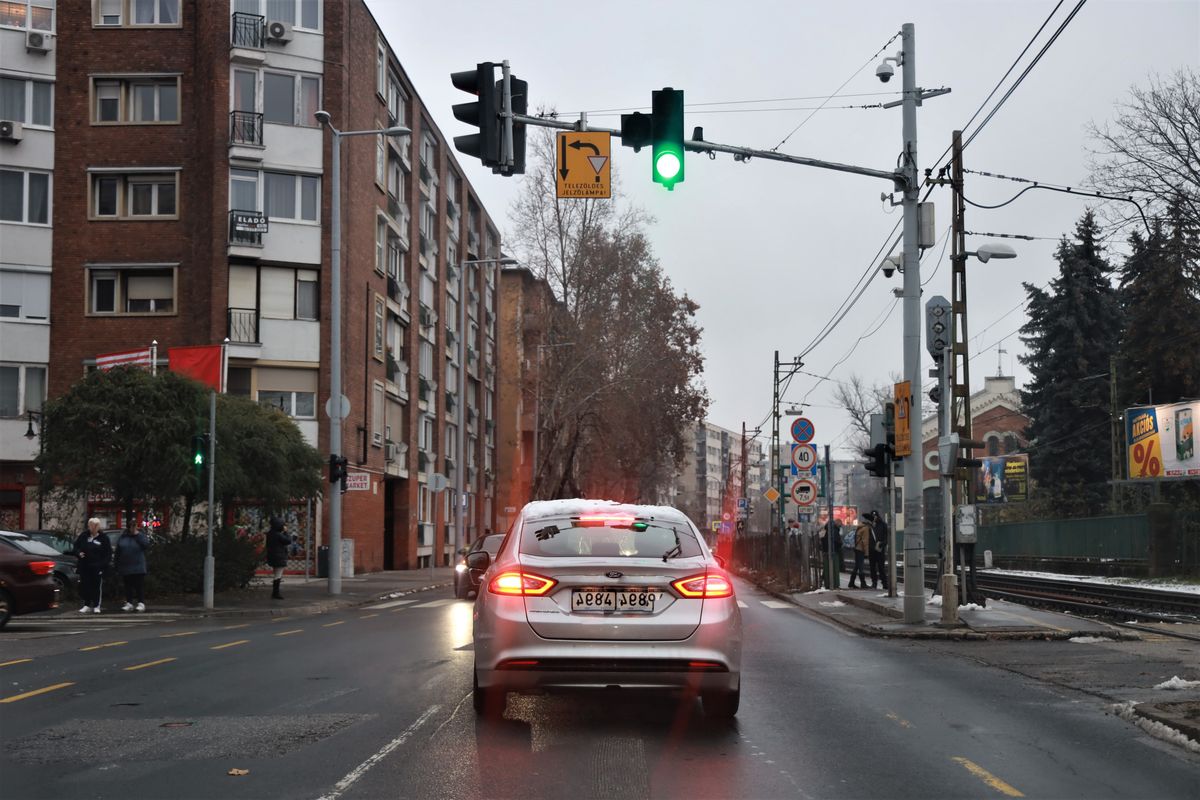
[451,62,500,169]
[507,75,528,175]
[192,434,208,477]
[862,443,889,478]
[329,454,348,493]
[651,88,684,190]
[620,111,653,152]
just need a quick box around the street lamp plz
[456,256,517,566]
[315,110,411,595]
[24,410,44,528]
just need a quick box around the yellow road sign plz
[894,380,912,457]
[763,487,781,504]
[555,131,611,199]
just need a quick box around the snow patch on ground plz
[1154,676,1200,690]
[818,600,846,608]
[927,595,942,607]
[959,603,985,611]
[1110,702,1200,754]
[803,588,830,595]
[984,568,1200,595]
[1069,636,1110,643]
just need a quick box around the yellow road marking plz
[124,657,177,672]
[268,617,289,624]
[0,658,33,668]
[160,631,199,638]
[359,613,379,619]
[222,623,250,630]
[885,711,913,728]
[952,757,1024,797]
[80,640,128,651]
[391,607,409,613]
[322,621,345,627]
[274,629,303,637]
[0,682,75,703]
[211,639,250,650]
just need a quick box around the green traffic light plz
[194,452,204,466]
[650,88,684,190]
[654,151,681,181]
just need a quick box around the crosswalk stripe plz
[737,601,749,608]
[364,599,419,610]
[760,600,792,609]
[412,599,455,608]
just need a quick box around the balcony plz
[230,12,266,62]
[386,275,408,306]
[227,307,259,344]
[230,111,263,147]
[228,209,265,249]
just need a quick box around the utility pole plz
[937,343,958,624]
[772,351,781,536]
[203,390,216,610]
[741,421,749,528]
[1110,355,1122,513]
[825,445,837,589]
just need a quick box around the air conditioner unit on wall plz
[0,120,23,142]
[385,442,397,462]
[26,30,53,52]
[265,20,293,43]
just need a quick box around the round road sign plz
[722,511,731,522]
[791,417,815,444]
[791,479,818,506]
[791,443,818,471]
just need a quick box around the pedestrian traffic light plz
[862,443,889,478]
[192,434,208,478]
[451,62,500,169]
[651,88,684,190]
[329,454,347,485]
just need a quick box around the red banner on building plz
[169,345,223,390]
[96,347,153,371]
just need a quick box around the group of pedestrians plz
[821,511,891,590]
[73,517,149,614]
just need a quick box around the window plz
[230,168,258,211]
[418,340,433,380]
[296,270,317,320]
[88,266,176,315]
[376,38,386,97]
[264,171,318,222]
[91,77,179,124]
[262,71,319,126]
[90,172,177,219]
[0,270,50,320]
[0,77,53,127]
[0,364,45,417]
[259,0,318,29]
[387,153,404,203]
[258,390,316,419]
[374,295,385,361]
[95,0,178,26]
[0,169,50,225]
[386,72,406,126]
[372,382,384,446]
[0,0,53,31]
[387,232,404,282]
[375,129,386,187]
[375,216,387,274]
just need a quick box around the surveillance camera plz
[876,62,894,83]
[881,263,896,279]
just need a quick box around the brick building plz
[1,0,504,570]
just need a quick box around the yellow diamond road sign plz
[763,487,781,504]
[555,131,611,199]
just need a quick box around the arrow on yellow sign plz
[556,131,612,199]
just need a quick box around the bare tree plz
[1088,68,1200,233]
[832,373,895,451]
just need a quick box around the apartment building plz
[673,421,766,531]
[0,0,55,528]
[4,0,503,570]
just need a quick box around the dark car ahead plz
[454,533,506,599]
[16,529,74,555]
[0,537,61,627]
[0,531,79,596]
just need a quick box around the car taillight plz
[28,560,56,576]
[488,571,557,596]
[672,573,733,599]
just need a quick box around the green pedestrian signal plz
[651,88,684,190]
[192,434,208,474]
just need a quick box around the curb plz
[195,580,454,618]
[1132,701,1200,744]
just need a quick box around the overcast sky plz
[367,0,1199,457]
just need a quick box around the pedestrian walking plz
[849,516,871,589]
[114,527,150,612]
[265,515,290,600]
[867,510,890,590]
[73,518,112,613]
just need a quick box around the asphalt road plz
[1,580,1197,799]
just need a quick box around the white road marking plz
[761,600,792,609]
[737,601,749,608]
[363,599,419,610]
[318,704,440,800]
[411,599,455,608]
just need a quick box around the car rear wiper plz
[662,529,682,563]
[534,525,560,541]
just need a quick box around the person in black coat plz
[867,510,890,590]
[114,528,151,611]
[74,517,113,613]
[265,515,291,600]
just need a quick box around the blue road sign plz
[737,497,748,509]
[791,416,815,444]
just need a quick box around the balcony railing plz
[230,111,263,146]
[386,275,407,304]
[229,209,265,247]
[232,12,265,48]
[227,307,259,343]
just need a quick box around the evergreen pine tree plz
[1116,199,1200,408]
[1019,211,1122,515]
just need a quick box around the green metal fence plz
[969,514,1149,560]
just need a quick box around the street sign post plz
[555,131,611,198]
[791,479,817,506]
[790,416,816,444]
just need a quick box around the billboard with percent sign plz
[1126,401,1199,480]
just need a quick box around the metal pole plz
[456,259,468,571]
[203,389,216,610]
[825,445,837,589]
[532,346,541,500]
[772,351,780,537]
[306,497,312,580]
[328,125,343,595]
[887,457,897,598]
[899,22,926,624]
[939,345,958,623]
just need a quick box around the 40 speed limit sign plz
[791,479,818,506]
[791,443,818,471]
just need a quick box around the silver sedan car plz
[470,500,742,718]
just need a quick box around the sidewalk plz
[60,568,456,620]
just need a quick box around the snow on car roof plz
[519,499,693,525]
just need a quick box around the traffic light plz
[451,62,499,169]
[925,295,952,360]
[651,88,684,190]
[329,454,348,493]
[192,434,208,475]
[862,443,889,478]
[507,75,528,175]
[619,111,653,152]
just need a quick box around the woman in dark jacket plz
[114,528,150,612]
[265,515,290,600]
[74,517,113,614]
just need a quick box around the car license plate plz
[572,589,657,612]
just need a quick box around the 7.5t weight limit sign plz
[791,479,817,506]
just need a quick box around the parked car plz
[16,529,74,555]
[454,533,507,599]
[0,531,79,596]
[0,536,61,627]
[470,500,742,718]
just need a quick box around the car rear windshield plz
[519,516,703,559]
[1,536,61,557]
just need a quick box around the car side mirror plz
[714,555,727,569]
[457,547,468,556]
[466,551,490,571]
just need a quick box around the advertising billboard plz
[975,453,1029,504]
[1126,401,1200,479]
[816,505,859,527]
